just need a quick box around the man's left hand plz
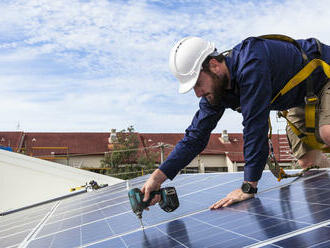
[209,188,255,209]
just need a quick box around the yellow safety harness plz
[259,35,330,181]
[272,59,330,152]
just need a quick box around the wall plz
[57,155,104,168]
[186,154,228,173]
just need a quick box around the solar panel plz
[0,202,58,248]
[1,169,329,248]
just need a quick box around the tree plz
[100,126,158,180]
[102,125,139,169]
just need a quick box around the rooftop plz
[0,131,293,163]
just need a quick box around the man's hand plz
[209,188,255,209]
[141,169,167,208]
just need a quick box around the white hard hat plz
[169,36,215,94]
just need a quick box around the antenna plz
[16,121,21,130]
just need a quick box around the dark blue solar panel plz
[86,238,126,248]
[81,220,113,244]
[80,170,330,247]
[4,169,328,248]
[273,226,330,247]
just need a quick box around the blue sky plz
[1,0,329,133]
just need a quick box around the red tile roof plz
[0,131,292,163]
[0,131,24,152]
[131,132,292,163]
[23,132,110,156]
[139,133,183,161]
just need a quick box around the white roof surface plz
[0,149,123,213]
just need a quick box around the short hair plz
[201,52,225,73]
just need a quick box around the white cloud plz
[0,0,329,133]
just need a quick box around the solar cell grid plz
[0,220,39,240]
[0,202,56,227]
[0,201,58,248]
[26,174,238,247]
[79,170,330,248]
[2,169,328,248]
[1,231,31,248]
[54,189,126,214]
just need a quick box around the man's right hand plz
[141,169,167,208]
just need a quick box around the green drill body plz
[128,187,179,228]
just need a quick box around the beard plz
[205,71,229,106]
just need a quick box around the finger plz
[143,189,150,202]
[150,195,161,206]
[210,200,222,209]
[210,204,220,210]
[220,198,232,207]
[210,201,221,209]
[150,196,157,205]
[211,203,219,210]
[214,199,227,209]
[150,195,157,205]
[141,185,146,193]
[210,199,227,209]
[223,199,234,207]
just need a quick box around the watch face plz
[242,183,251,193]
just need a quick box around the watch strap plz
[241,182,258,194]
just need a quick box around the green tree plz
[101,126,138,168]
[100,126,158,180]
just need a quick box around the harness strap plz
[259,34,309,61]
[261,35,330,181]
[271,59,330,103]
[272,58,330,151]
[267,136,321,181]
[279,111,330,152]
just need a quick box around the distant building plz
[0,130,295,173]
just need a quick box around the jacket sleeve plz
[238,39,272,182]
[159,97,224,180]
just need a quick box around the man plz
[141,35,330,209]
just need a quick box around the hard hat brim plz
[178,75,199,94]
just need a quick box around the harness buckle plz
[304,95,318,105]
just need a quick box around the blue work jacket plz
[159,37,330,182]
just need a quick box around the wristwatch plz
[241,182,258,194]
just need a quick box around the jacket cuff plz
[159,163,176,180]
[244,164,264,182]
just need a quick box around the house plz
[0,130,295,174]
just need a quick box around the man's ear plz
[208,58,221,74]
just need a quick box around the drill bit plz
[137,212,144,229]
[139,217,144,229]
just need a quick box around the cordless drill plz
[128,187,179,228]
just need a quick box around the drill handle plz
[143,190,161,207]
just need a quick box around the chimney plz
[108,129,118,149]
[219,130,230,144]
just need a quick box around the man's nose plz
[194,86,203,97]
